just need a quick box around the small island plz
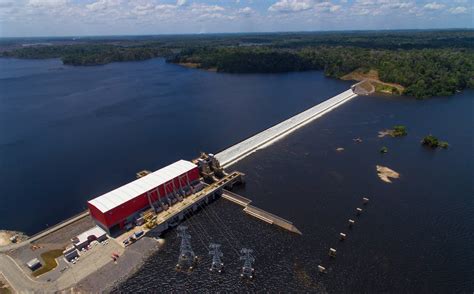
[379,125,407,138]
[421,135,449,149]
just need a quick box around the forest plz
[1,30,473,98]
[170,46,474,98]
[1,44,170,66]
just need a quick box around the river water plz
[1,58,472,292]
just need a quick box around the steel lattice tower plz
[176,225,197,270]
[240,248,255,279]
[208,243,224,273]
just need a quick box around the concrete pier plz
[243,205,302,235]
[215,88,357,167]
[221,190,252,207]
[220,189,302,235]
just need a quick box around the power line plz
[239,248,255,279]
[175,225,198,271]
[208,243,224,273]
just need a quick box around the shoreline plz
[3,56,468,99]
[341,69,405,96]
[177,62,217,72]
[0,230,28,247]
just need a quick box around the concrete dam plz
[215,88,358,168]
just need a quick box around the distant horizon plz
[1,27,473,40]
[0,0,472,38]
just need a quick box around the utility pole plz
[208,243,224,273]
[176,225,197,271]
[240,248,255,279]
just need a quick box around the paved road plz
[0,211,89,253]
[0,254,50,293]
[0,238,124,293]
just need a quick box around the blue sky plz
[0,0,472,37]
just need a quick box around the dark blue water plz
[1,58,473,292]
[114,91,473,293]
[0,58,351,234]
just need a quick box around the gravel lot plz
[7,214,96,279]
[34,215,95,247]
[75,237,161,293]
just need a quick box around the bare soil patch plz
[342,69,404,95]
[0,274,12,294]
[376,165,400,183]
[178,62,217,72]
[0,230,28,247]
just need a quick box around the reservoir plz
[1,58,473,292]
[0,57,350,234]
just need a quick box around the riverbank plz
[0,231,28,247]
[178,62,217,72]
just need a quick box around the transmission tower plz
[240,248,255,279]
[176,225,197,270]
[208,243,224,273]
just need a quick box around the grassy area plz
[0,280,12,294]
[373,81,403,95]
[32,249,63,277]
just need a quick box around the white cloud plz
[86,0,121,12]
[238,6,254,15]
[423,2,445,10]
[155,4,178,10]
[269,0,313,13]
[350,0,417,16]
[329,4,341,12]
[449,6,467,14]
[131,3,155,16]
[28,0,67,7]
[268,0,344,14]
[190,3,225,13]
[1,0,473,37]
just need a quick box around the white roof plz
[88,160,197,213]
[75,226,107,244]
[27,258,41,267]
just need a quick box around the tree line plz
[1,44,171,66]
[1,30,473,98]
[169,46,474,98]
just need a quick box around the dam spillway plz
[215,88,358,167]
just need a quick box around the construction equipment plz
[136,170,151,179]
[143,209,157,229]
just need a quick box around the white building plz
[71,226,107,250]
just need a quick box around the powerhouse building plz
[87,160,200,234]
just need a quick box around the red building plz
[87,160,200,234]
